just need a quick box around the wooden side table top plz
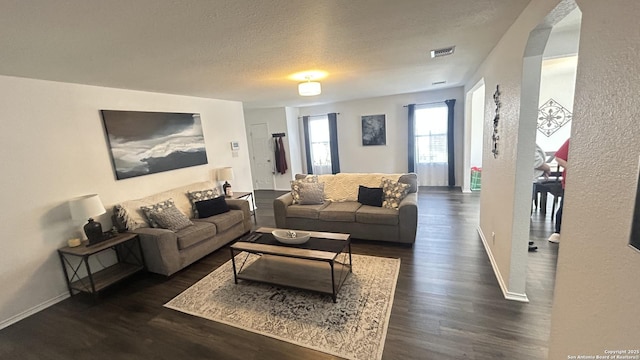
[58,232,137,256]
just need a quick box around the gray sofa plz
[114,181,252,276]
[274,173,418,244]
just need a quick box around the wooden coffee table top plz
[231,227,350,262]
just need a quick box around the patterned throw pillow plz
[149,206,193,232]
[298,182,325,205]
[291,175,318,204]
[381,178,411,209]
[140,199,176,228]
[188,188,221,217]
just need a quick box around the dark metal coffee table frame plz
[230,227,352,303]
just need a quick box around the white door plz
[250,123,275,190]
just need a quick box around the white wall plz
[298,88,465,181]
[0,75,252,328]
[549,0,640,356]
[536,56,577,152]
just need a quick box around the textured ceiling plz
[0,0,532,108]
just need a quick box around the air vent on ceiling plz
[432,81,447,85]
[430,46,456,58]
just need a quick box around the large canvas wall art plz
[101,110,208,180]
[361,114,386,146]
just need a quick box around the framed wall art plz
[361,114,386,146]
[101,110,208,180]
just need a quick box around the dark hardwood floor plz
[0,189,558,360]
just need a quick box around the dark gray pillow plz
[358,185,384,207]
[149,206,193,232]
[298,182,325,205]
[195,196,230,218]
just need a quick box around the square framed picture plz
[361,114,386,146]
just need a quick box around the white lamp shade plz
[69,194,106,221]
[217,167,234,181]
[298,81,321,96]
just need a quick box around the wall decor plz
[361,114,386,146]
[101,110,208,180]
[537,98,573,137]
[491,85,501,158]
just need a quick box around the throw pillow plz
[195,196,230,218]
[298,182,325,205]
[149,206,193,232]
[381,178,411,209]
[357,185,384,207]
[140,199,176,228]
[188,188,221,217]
[291,175,318,204]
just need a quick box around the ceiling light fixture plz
[298,76,321,96]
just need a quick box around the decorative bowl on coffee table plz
[272,230,310,245]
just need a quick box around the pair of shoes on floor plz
[548,233,560,243]
[528,245,538,252]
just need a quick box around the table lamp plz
[69,194,107,245]
[218,167,234,196]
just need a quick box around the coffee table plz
[229,227,352,302]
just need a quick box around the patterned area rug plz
[165,253,400,360]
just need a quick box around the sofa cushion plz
[287,202,328,219]
[114,181,216,229]
[356,205,399,225]
[382,178,411,209]
[140,198,176,228]
[321,173,402,202]
[149,206,194,232]
[194,209,244,233]
[195,196,229,218]
[175,221,216,250]
[298,182,325,205]
[318,202,362,222]
[357,185,383,207]
[188,188,221,217]
[291,175,318,204]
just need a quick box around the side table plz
[57,232,146,298]
[227,191,257,224]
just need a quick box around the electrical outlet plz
[492,232,496,245]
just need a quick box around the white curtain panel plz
[416,162,448,186]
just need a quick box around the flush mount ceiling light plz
[298,76,321,96]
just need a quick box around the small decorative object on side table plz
[57,232,146,298]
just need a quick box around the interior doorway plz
[249,123,275,190]
[463,79,486,193]
[516,2,581,298]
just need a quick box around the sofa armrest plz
[398,192,418,244]
[225,198,252,232]
[131,227,179,276]
[274,192,293,228]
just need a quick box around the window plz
[415,105,448,163]
[308,116,332,174]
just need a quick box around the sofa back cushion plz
[115,181,215,230]
[321,173,401,202]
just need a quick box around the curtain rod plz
[297,112,340,119]
[403,100,447,107]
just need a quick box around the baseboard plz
[477,226,529,303]
[0,292,69,330]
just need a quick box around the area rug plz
[165,253,400,360]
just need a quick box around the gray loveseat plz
[114,181,252,276]
[274,173,418,244]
